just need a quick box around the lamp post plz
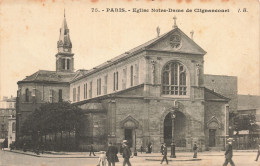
[36,130,40,155]
[170,110,176,158]
[134,130,137,156]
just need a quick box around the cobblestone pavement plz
[1,149,260,166]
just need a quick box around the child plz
[97,151,107,166]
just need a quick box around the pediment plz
[120,115,139,129]
[207,116,221,129]
[72,69,88,81]
[147,28,206,55]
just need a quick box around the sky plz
[0,0,259,98]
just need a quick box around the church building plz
[17,15,237,152]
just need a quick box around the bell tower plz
[56,11,74,72]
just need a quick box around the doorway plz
[209,129,216,147]
[163,111,186,147]
[125,129,133,147]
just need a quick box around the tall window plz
[77,86,80,102]
[104,75,108,95]
[162,62,187,95]
[25,88,29,102]
[67,59,70,70]
[73,88,76,102]
[84,83,88,99]
[97,78,101,96]
[12,122,16,132]
[62,58,66,69]
[89,81,92,98]
[113,72,118,91]
[49,89,53,103]
[59,89,62,102]
[134,64,139,85]
[130,65,133,86]
[122,68,127,90]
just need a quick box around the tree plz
[21,102,84,150]
[233,114,257,134]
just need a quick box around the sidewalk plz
[3,148,257,159]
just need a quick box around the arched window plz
[25,88,29,102]
[12,122,16,132]
[67,59,70,70]
[62,58,66,69]
[162,62,187,95]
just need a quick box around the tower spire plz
[56,12,74,73]
[57,12,71,53]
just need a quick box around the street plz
[0,150,259,166]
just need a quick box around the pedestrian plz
[193,142,198,158]
[106,142,119,166]
[97,151,107,166]
[140,145,143,154]
[122,140,132,166]
[223,138,235,166]
[89,144,96,156]
[120,143,123,155]
[160,143,164,155]
[23,142,27,152]
[147,142,152,153]
[160,143,168,165]
[255,144,260,161]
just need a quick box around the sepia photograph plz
[0,0,259,165]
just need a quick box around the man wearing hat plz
[223,138,235,166]
[122,140,132,166]
[160,143,164,155]
[160,143,168,165]
[106,142,119,166]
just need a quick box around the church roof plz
[204,87,230,102]
[18,70,75,84]
[238,95,260,110]
[71,27,206,83]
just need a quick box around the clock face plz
[170,34,182,50]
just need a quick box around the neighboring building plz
[0,96,16,140]
[8,115,16,148]
[16,15,76,141]
[204,74,238,114]
[231,95,260,149]
[17,15,238,152]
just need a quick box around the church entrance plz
[163,111,186,147]
[209,129,216,147]
[125,129,133,147]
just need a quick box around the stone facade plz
[0,96,16,139]
[16,81,71,138]
[204,74,238,113]
[16,16,237,152]
[16,14,76,141]
[8,116,16,148]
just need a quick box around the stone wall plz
[204,100,228,150]
[204,74,237,113]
